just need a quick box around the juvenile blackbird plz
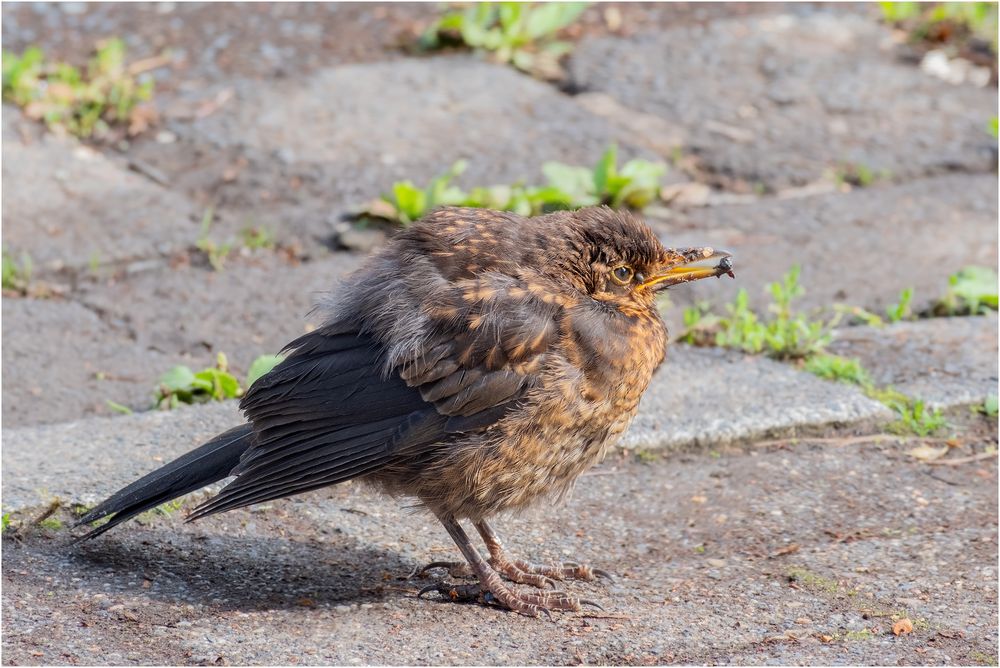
[76,206,733,616]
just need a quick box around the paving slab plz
[0,253,364,427]
[648,173,998,332]
[623,346,892,451]
[828,313,999,409]
[569,11,997,190]
[1,298,184,428]
[1,107,203,272]
[2,427,996,665]
[2,343,890,512]
[122,56,644,241]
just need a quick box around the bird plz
[75,205,734,616]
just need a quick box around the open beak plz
[641,248,735,291]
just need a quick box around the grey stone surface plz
[1,253,363,427]
[623,346,893,450]
[569,12,997,190]
[2,344,891,512]
[3,429,996,664]
[829,313,999,409]
[649,173,999,333]
[124,57,644,240]
[2,402,241,511]
[1,298,183,428]
[1,108,203,271]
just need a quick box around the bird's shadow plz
[58,525,432,613]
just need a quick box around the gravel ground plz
[3,428,997,665]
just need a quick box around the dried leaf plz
[907,445,949,462]
[892,618,914,636]
[772,543,801,557]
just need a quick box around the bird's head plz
[536,207,735,316]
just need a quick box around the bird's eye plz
[611,265,634,285]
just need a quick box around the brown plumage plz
[75,205,733,616]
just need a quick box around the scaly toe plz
[418,561,475,579]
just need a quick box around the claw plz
[579,599,605,611]
[419,561,457,575]
[416,583,441,599]
[592,568,614,581]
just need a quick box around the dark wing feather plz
[187,330,436,520]
[189,260,564,520]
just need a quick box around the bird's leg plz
[474,519,613,583]
[418,514,600,617]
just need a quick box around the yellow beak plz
[641,249,734,290]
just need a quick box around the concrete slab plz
[1,299,184,428]
[1,253,364,427]
[828,313,999,409]
[623,345,893,451]
[1,108,202,272]
[123,57,642,241]
[649,173,998,333]
[569,12,997,190]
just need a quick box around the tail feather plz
[74,424,254,541]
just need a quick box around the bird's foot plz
[420,558,554,589]
[417,568,602,617]
[506,558,613,583]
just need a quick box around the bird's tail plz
[73,424,254,541]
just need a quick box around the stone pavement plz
[2,3,998,665]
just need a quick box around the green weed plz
[989,116,998,139]
[934,266,998,315]
[880,2,998,51]
[105,400,133,415]
[195,208,232,272]
[2,248,32,294]
[886,398,948,436]
[542,144,666,211]
[969,650,999,666]
[1,513,11,533]
[974,394,998,418]
[833,163,890,188]
[155,353,282,410]
[38,517,64,531]
[633,448,658,464]
[361,145,668,226]
[136,498,186,524]
[422,2,588,79]
[787,567,840,595]
[2,39,154,139]
[712,267,832,359]
[240,226,275,251]
[805,354,872,386]
[885,287,914,323]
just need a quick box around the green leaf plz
[524,2,589,40]
[158,366,198,393]
[461,4,498,48]
[247,354,283,388]
[592,144,618,196]
[541,161,596,202]
[426,160,468,209]
[510,49,535,72]
[392,181,427,224]
[105,400,133,415]
[949,266,998,313]
[194,368,241,401]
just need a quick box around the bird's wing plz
[187,277,560,519]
